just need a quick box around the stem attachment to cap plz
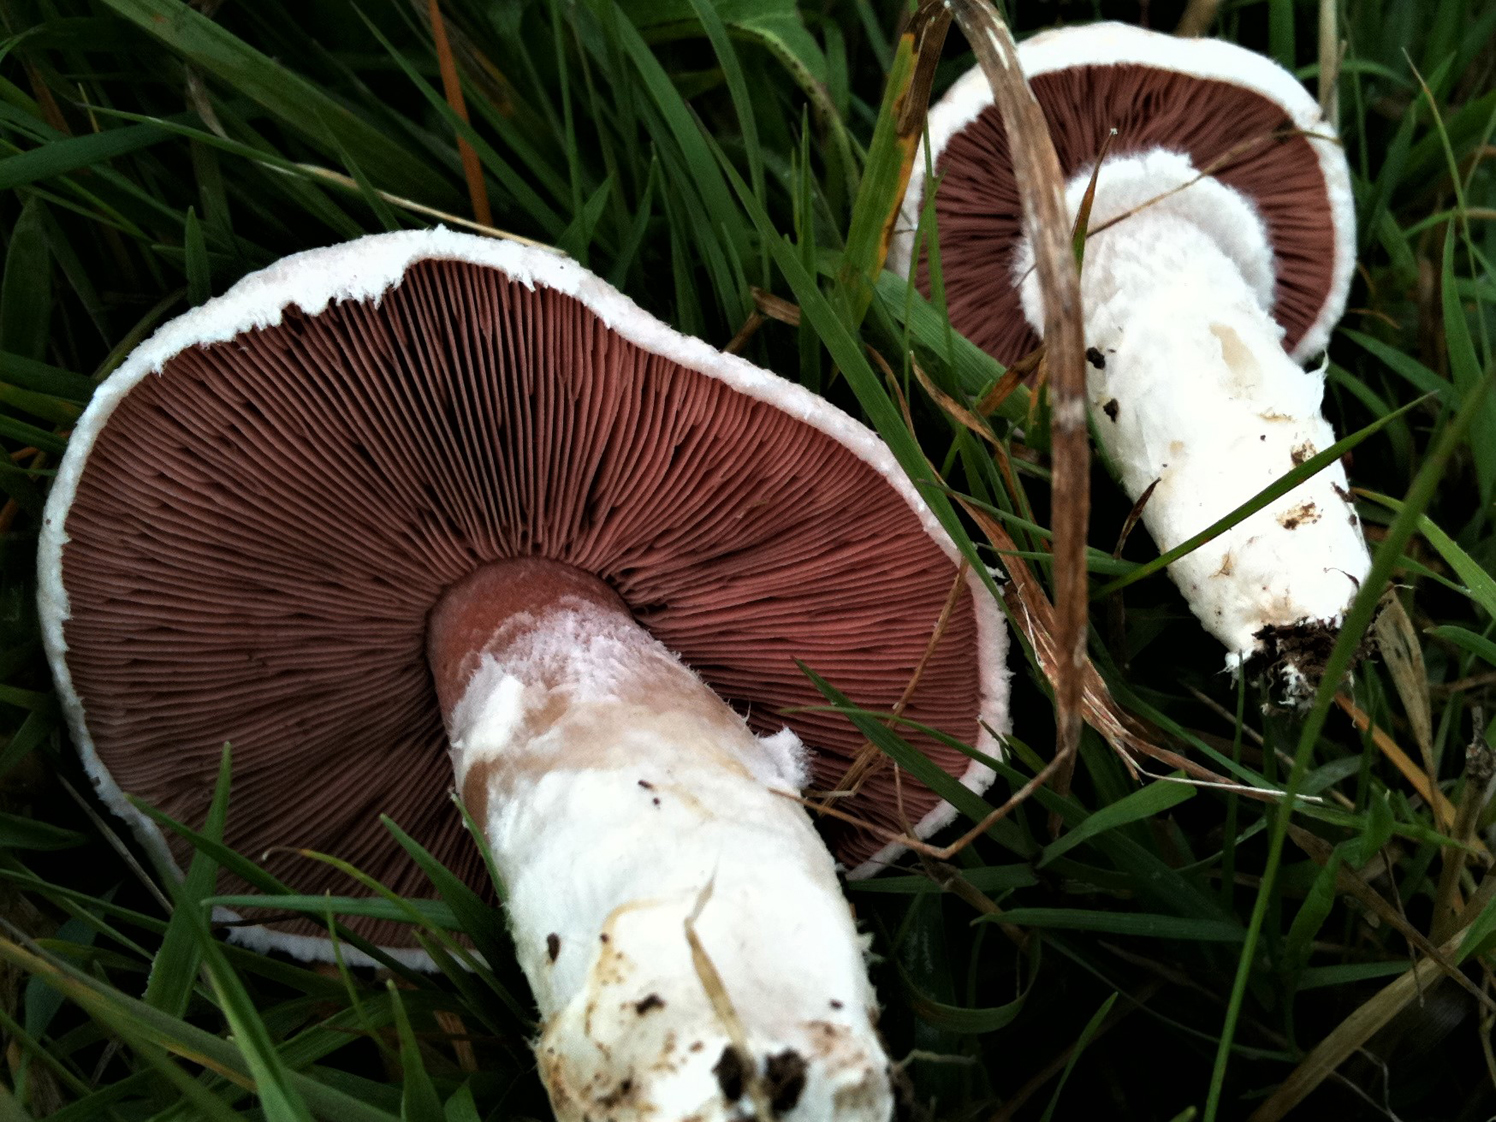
[428,558,894,1121]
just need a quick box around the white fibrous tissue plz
[755,725,809,792]
[443,601,893,1121]
[447,600,810,792]
[1017,151,1371,691]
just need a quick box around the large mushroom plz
[39,229,1009,1120]
[891,22,1369,694]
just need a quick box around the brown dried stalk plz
[684,882,773,1121]
[1176,0,1223,37]
[292,166,544,247]
[1432,731,1496,943]
[946,0,1089,815]
[426,0,493,227]
[1246,917,1485,1122]
[1334,692,1480,848]
[1286,824,1494,1012]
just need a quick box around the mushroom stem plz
[427,559,893,1121]
[1019,150,1371,694]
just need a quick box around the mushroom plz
[890,21,1370,696]
[39,229,1009,1120]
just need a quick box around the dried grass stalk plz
[945,0,1090,805]
[1176,0,1223,37]
[1246,920,1481,1122]
[426,0,492,227]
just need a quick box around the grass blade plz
[1037,780,1193,868]
[0,123,170,191]
[1093,393,1432,599]
[95,0,454,205]
[1359,489,1496,618]
[1440,223,1496,503]
[1039,992,1118,1122]
[2,198,50,361]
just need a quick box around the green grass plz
[2,0,1495,1119]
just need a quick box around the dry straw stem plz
[1285,824,1494,1013]
[425,0,493,228]
[1318,0,1342,130]
[1431,737,1496,943]
[292,164,549,247]
[1373,594,1436,779]
[885,0,955,263]
[683,881,773,1121]
[960,497,1266,793]
[1246,918,1482,1122]
[1080,126,1334,245]
[779,734,1078,868]
[778,343,971,807]
[725,289,803,354]
[974,344,1041,417]
[432,1009,477,1072]
[909,856,1030,947]
[820,563,969,803]
[1333,692,1482,851]
[1175,0,1223,37]
[768,362,1164,867]
[945,0,1089,805]
[1112,480,1159,561]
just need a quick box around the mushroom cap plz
[890,20,1355,364]
[39,229,1009,958]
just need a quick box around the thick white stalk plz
[429,561,892,1121]
[1017,151,1371,691]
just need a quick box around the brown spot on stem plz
[460,763,492,837]
[713,1044,747,1102]
[1277,502,1320,530]
[595,1078,635,1110]
[765,1050,809,1114]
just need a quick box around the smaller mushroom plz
[892,22,1371,696]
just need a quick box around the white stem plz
[1019,151,1371,689]
[430,562,892,1121]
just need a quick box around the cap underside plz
[917,63,1339,365]
[57,257,988,947]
